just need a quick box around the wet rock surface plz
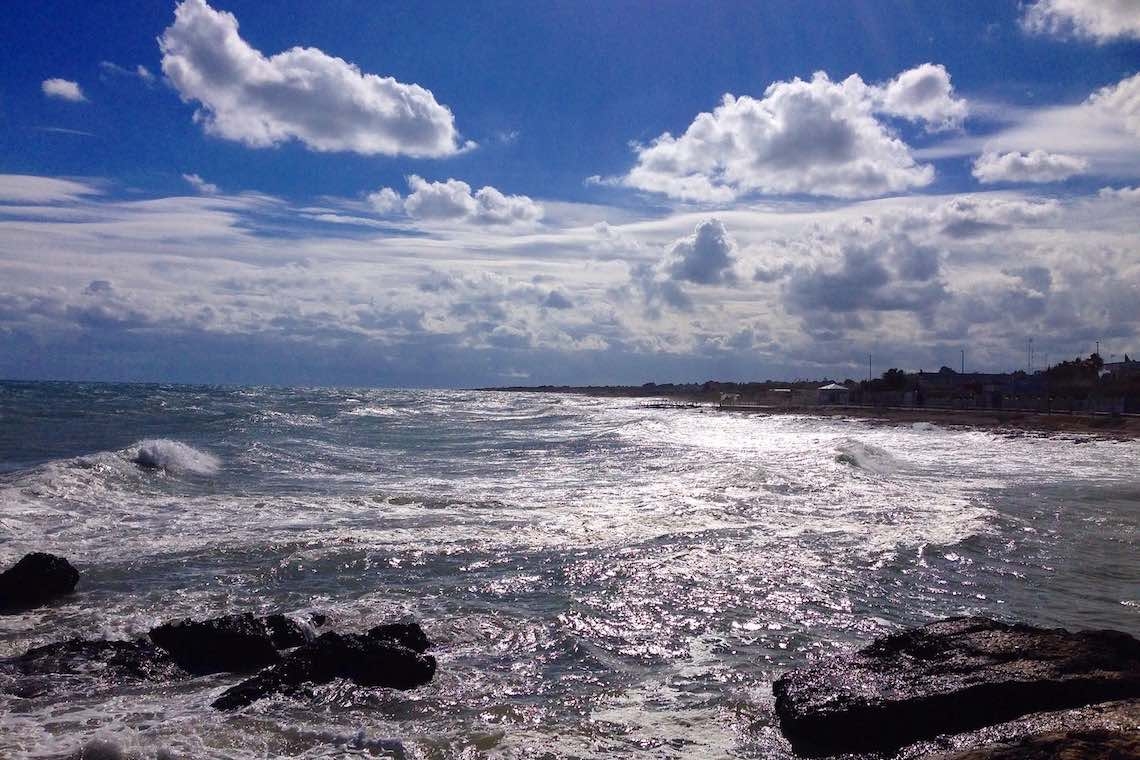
[773,617,1140,757]
[0,553,79,613]
[897,698,1139,759]
[14,638,186,682]
[212,630,437,710]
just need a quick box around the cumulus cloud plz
[878,63,967,131]
[182,173,219,194]
[367,187,403,215]
[620,64,966,201]
[159,0,467,156]
[929,196,1061,238]
[42,78,86,102]
[664,219,739,285]
[400,176,543,225]
[1022,0,1140,42]
[972,150,1088,183]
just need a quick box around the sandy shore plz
[714,403,1140,438]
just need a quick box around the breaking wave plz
[131,439,219,476]
[834,438,901,474]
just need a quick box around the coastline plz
[481,387,1139,438]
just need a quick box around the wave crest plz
[132,439,220,476]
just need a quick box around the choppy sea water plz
[0,381,1136,759]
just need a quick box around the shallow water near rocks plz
[0,381,1136,758]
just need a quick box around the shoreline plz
[710,403,1140,438]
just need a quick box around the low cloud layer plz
[620,64,966,201]
[1,174,1137,385]
[159,0,467,156]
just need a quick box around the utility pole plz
[1096,340,1100,358]
[868,353,872,382]
[961,349,964,374]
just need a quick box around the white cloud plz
[879,63,967,131]
[0,175,99,203]
[621,65,965,201]
[42,78,86,102]
[1087,71,1140,136]
[182,173,219,194]
[402,176,543,225]
[918,73,1140,177]
[1022,0,1140,42]
[159,0,468,157]
[972,150,1088,183]
[367,187,403,215]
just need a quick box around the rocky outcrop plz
[146,612,325,675]
[0,553,79,613]
[212,630,436,710]
[772,617,1140,756]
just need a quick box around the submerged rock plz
[212,630,437,710]
[14,638,187,682]
[772,616,1140,756]
[0,553,79,613]
[149,613,282,675]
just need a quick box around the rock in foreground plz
[773,617,1140,756]
[212,630,436,710]
[0,553,79,613]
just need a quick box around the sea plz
[0,381,1136,759]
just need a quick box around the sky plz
[1,0,1139,387]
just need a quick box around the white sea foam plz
[131,440,219,476]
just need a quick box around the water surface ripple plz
[0,382,1136,758]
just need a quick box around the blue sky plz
[1,1,1139,386]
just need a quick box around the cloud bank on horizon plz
[1,0,1138,386]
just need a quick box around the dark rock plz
[212,630,437,710]
[928,727,1140,759]
[261,613,318,649]
[772,617,1140,756]
[367,622,431,653]
[0,553,79,613]
[149,613,281,675]
[14,638,187,682]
